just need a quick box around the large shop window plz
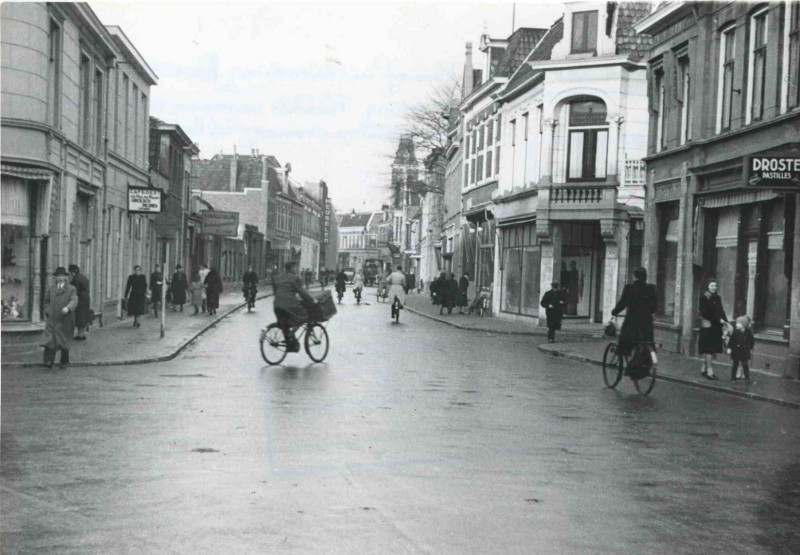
[501,223,540,317]
[760,200,789,330]
[2,178,32,321]
[656,203,679,319]
[567,100,608,181]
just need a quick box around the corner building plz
[636,2,800,376]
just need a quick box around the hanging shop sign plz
[201,210,239,236]
[127,186,163,214]
[747,156,800,190]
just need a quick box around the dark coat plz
[204,270,223,309]
[170,271,188,305]
[430,278,441,304]
[273,271,315,326]
[698,292,728,354]
[150,271,164,303]
[611,280,657,356]
[242,271,258,290]
[457,276,470,307]
[71,272,91,328]
[541,289,566,329]
[728,328,754,361]
[335,272,347,293]
[440,278,457,307]
[41,283,78,350]
[124,274,148,316]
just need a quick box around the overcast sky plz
[92,1,566,212]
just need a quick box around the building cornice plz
[633,2,691,35]
[106,25,159,85]
[459,78,507,113]
[66,3,118,60]
[527,54,646,73]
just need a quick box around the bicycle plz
[391,296,401,323]
[377,284,388,303]
[243,286,257,312]
[354,287,362,305]
[602,340,658,396]
[260,320,329,365]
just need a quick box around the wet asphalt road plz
[2,290,800,554]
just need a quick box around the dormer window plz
[572,11,598,54]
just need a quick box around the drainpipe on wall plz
[99,61,113,325]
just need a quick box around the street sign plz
[128,186,163,214]
[201,210,239,236]
[747,156,800,190]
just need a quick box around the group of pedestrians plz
[430,272,469,315]
[123,264,224,327]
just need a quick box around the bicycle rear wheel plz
[602,342,623,388]
[633,345,657,396]
[260,323,288,365]
[304,323,329,362]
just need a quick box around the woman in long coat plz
[437,272,450,313]
[170,264,188,312]
[204,266,223,315]
[610,267,657,357]
[124,265,147,328]
[41,267,78,368]
[68,264,91,340]
[457,272,470,314]
[698,279,728,380]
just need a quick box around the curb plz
[538,345,800,410]
[2,288,321,369]
[403,305,603,339]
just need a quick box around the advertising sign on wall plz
[128,186,163,214]
[747,156,800,190]
[201,210,239,236]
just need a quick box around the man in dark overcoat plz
[540,281,566,343]
[41,267,78,368]
[170,264,188,312]
[610,267,657,357]
[68,264,91,340]
[273,261,317,351]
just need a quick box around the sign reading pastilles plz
[128,186,163,213]
[747,156,800,190]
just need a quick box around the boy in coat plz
[541,282,566,343]
[727,315,755,384]
[42,267,78,368]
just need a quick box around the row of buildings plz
[1,2,338,337]
[345,1,799,377]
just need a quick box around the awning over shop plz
[1,165,53,181]
[497,215,536,227]
[697,189,779,209]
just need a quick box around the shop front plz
[1,167,53,325]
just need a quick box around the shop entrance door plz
[559,222,599,318]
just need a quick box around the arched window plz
[566,99,608,181]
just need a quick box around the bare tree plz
[402,76,461,156]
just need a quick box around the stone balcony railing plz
[621,159,646,187]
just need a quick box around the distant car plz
[343,268,355,284]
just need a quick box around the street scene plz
[3,0,800,552]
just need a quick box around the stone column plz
[607,115,624,181]
[786,195,800,379]
[600,218,628,323]
[677,164,697,356]
[540,119,558,186]
[537,221,562,327]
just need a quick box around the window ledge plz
[753,331,789,345]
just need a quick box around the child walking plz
[727,315,755,384]
[189,274,204,315]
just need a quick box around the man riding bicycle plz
[242,265,258,307]
[273,261,318,352]
[610,266,657,372]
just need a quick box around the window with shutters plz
[748,8,768,123]
[718,26,736,132]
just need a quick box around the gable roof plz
[338,212,372,228]
[504,18,563,92]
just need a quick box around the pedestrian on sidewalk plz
[41,267,78,368]
[541,281,566,343]
[68,264,91,340]
[727,315,755,384]
[198,264,210,312]
[457,272,470,314]
[437,272,451,314]
[430,273,442,306]
[698,279,728,381]
[610,267,657,359]
[189,273,204,315]
[170,264,188,312]
[150,265,164,318]
[124,265,147,328]
[204,266,223,315]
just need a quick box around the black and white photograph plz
[2,0,800,552]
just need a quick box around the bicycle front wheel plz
[602,342,623,388]
[260,323,288,365]
[633,345,657,396]
[304,323,329,362]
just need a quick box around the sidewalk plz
[1,286,321,368]
[402,291,605,339]
[538,340,800,409]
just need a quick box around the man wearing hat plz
[541,281,566,343]
[170,264,188,312]
[42,267,78,368]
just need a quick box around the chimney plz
[229,154,237,192]
[462,42,474,99]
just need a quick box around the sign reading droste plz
[128,186,163,214]
[747,156,800,190]
[201,211,239,236]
